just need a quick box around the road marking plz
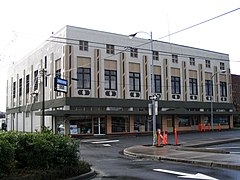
[91,140,119,144]
[103,144,111,147]
[153,169,218,180]
[81,139,108,143]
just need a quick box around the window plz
[154,75,161,93]
[19,78,22,97]
[26,74,30,94]
[205,80,213,96]
[153,51,159,60]
[172,54,178,63]
[105,70,117,90]
[56,69,61,78]
[205,60,211,68]
[220,81,227,97]
[34,70,38,91]
[13,81,16,98]
[171,76,181,94]
[189,57,195,66]
[189,78,198,95]
[112,116,130,132]
[44,56,47,69]
[220,62,225,70]
[77,67,91,89]
[129,72,141,91]
[106,44,114,54]
[178,116,191,127]
[79,40,88,51]
[130,47,138,58]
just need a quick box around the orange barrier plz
[162,131,168,145]
[203,124,206,132]
[174,128,178,145]
[208,123,211,131]
[199,123,202,132]
[157,129,161,147]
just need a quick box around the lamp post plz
[210,70,226,130]
[129,31,157,145]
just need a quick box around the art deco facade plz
[6,25,234,135]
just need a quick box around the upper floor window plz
[189,78,198,95]
[26,74,30,94]
[171,76,181,94]
[34,70,38,91]
[55,69,61,78]
[172,54,178,63]
[189,57,195,66]
[220,62,225,70]
[13,81,16,98]
[44,56,47,69]
[19,78,22,97]
[105,70,117,90]
[220,81,227,97]
[153,74,161,93]
[130,48,138,58]
[205,60,211,68]
[205,80,213,96]
[77,67,91,89]
[153,51,159,61]
[106,44,115,54]
[129,72,141,91]
[79,40,88,51]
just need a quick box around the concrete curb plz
[123,144,240,171]
[184,137,240,148]
[66,168,96,180]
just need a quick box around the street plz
[80,131,240,180]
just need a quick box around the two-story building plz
[6,25,234,135]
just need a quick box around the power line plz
[158,8,240,40]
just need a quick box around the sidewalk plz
[124,135,240,170]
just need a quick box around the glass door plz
[93,117,106,135]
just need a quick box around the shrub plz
[0,130,90,178]
[0,139,15,177]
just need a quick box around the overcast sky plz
[0,0,239,112]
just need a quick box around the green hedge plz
[0,130,90,178]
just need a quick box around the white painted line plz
[81,139,108,143]
[103,144,111,147]
[91,140,119,144]
[153,168,218,180]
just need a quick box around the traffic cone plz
[208,123,211,131]
[174,128,178,145]
[157,129,161,147]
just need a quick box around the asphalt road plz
[80,131,240,180]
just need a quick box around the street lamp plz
[129,31,157,145]
[210,69,226,130]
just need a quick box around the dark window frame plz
[77,67,91,89]
[171,76,181,94]
[189,78,198,95]
[105,69,117,90]
[129,72,141,91]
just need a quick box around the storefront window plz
[134,115,148,132]
[70,116,92,134]
[178,116,191,127]
[112,116,130,132]
[214,116,229,125]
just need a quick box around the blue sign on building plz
[54,77,68,93]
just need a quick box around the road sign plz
[149,94,161,100]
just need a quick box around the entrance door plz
[93,117,106,135]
